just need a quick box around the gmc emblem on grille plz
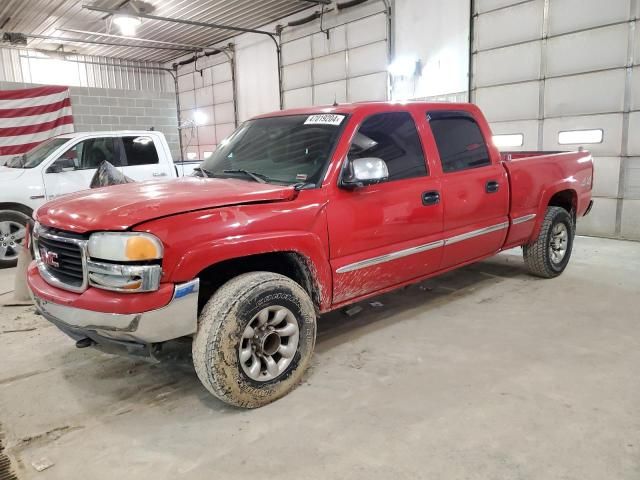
[40,248,59,268]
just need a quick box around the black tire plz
[192,272,317,408]
[523,206,574,278]
[0,210,30,269]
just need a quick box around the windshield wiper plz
[223,169,269,184]
[193,166,215,178]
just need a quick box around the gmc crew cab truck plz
[27,102,593,408]
[0,130,199,268]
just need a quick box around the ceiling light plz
[113,13,142,36]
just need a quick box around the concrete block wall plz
[0,81,180,159]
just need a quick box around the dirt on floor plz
[0,236,639,480]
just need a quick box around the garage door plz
[177,55,237,161]
[281,1,389,108]
[471,0,639,239]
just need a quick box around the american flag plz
[0,85,74,165]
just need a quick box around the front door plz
[327,111,444,304]
[42,136,119,201]
[426,110,509,269]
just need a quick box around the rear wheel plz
[523,206,574,278]
[0,210,29,269]
[192,272,317,408]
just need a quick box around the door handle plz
[153,172,168,177]
[485,181,500,193]
[422,190,440,206]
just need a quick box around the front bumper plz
[30,276,200,346]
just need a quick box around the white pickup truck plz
[0,130,199,268]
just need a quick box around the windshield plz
[4,137,69,168]
[198,114,346,185]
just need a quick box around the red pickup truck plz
[27,102,593,408]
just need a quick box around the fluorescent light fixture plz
[113,13,142,36]
[193,110,208,126]
[493,133,524,148]
[558,129,603,145]
[186,152,197,160]
[203,151,213,158]
[388,57,419,77]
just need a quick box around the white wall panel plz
[628,112,640,155]
[348,72,387,102]
[474,41,541,87]
[624,158,640,199]
[211,63,231,84]
[197,125,216,145]
[178,90,195,111]
[542,114,623,156]
[475,1,543,51]
[548,0,631,35]
[475,0,526,14]
[201,68,213,87]
[545,24,628,76]
[621,199,640,238]
[348,42,388,77]
[281,36,312,66]
[313,80,347,106]
[313,52,346,84]
[312,25,347,56]
[346,14,387,48]
[177,74,194,92]
[591,157,621,198]
[282,61,312,90]
[214,102,235,125]
[475,81,540,121]
[577,198,617,237]
[195,86,214,108]
[630,66,640,111]
[489,119,540,150]
[216,123,236,141]
[635,24,640,65]
[213,81,234,104]
[544,69,626,117]
[283,87,312,109]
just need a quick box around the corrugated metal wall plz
[0,48,173,92]
[471,0,640,240]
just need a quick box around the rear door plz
[327,110,444,304]
[120,135,173,181]
[425,110,509,269]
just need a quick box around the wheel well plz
[196,252,321,314]
[0,203,33,218]
[548,190,576,216]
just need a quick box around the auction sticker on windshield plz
[304,114,345,126]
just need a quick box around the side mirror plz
[340,157,389,189]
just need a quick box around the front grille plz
[35,226,87,291]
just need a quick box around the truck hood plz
[36,177,298,233]
[0,166,26,181]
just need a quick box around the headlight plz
[88,232,163,262]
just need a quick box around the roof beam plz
[18,33,198,52]
[59,28,206,50]
[83,5,275,36]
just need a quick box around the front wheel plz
[523,206,574,278]
[0,210,29,269]
[192,272,317,408]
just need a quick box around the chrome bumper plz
[30,279,199,345]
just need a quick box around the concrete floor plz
[1,236,639,479]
